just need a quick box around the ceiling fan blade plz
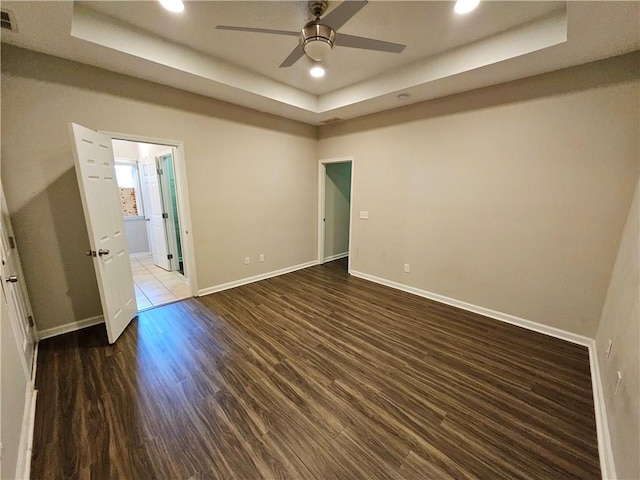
[280,44,305,68]
[335,33,406,53]
[321,0,368,31]
[215,25,299,37]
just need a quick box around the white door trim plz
[317,156,355,273]
[99,130,199,296]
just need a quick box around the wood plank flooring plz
[32,259,600,479]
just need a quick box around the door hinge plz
[167,254,173,260]
[8,236,15,249]
[157,168,163,175]
[27,315,34,328]
[162,212,169,219]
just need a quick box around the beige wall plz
[1,45,317,331]
[318,53,640,337]
[324,162,352,259]
[1,44,637,341]
[1,39,638,480]
[595,177,639,480]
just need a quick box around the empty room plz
[1,1,638,479]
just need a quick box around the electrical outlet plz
[259,254,265,263]
[404,263,410,273]
[244,257,250,265]
[615,371,622,395]
[606,339,613,359]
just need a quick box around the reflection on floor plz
[130,255,191,310]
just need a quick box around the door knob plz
[98,249,110,256]
[5,275,18,283]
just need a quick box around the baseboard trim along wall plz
[15,342,38,480]
[349,270,593,346]
[14,382,36,480]
[589,341,617,479]
[37,315,105,340]
[323,252,349,263]
[198,260,318,297]
[349,269,614,480]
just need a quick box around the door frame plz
[100,130,198,296]
[317,156,354,272]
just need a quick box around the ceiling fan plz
[215,0,406,68]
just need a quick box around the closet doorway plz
[112,139,192,310]
[318,157,354,270]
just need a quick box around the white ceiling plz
[2,1,639,125]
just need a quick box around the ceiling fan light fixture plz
[309,64,326,78]
[302,23,335,62]
[454,0,480,14]
[159,0,184,13]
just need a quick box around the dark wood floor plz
[32,259,600,479]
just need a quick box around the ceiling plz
[1,1,639,125]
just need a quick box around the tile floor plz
[130,255,191,310]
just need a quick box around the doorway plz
[110,137,194,310]
[318,157,354,270]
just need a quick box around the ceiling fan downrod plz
[308,0,328,19]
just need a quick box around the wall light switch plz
[259,254,265,263]
[244,257,250,265]
[359,211,369,219]
[404,264,410,273]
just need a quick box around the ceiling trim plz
[70,2,567,121]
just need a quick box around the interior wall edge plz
[588,341,617,480]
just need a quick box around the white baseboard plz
[15,380,37,480]
[15,340,39,480]
[198,260,318,297]
[588,341,617,479]
[349,270,593,347]
[37,315,104,340]
[323,252,349,263]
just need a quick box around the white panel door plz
[141,154,170,271]
[0,184,35,377]
[69,123,137,344]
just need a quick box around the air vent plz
[321,117,342,124]
[1,9,17,32]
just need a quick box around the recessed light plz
[397,93,410,102]
[454,0,480,14]
[310,65,325,78]
[159,0,184,13]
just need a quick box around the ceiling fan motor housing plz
[301,22,335,61]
